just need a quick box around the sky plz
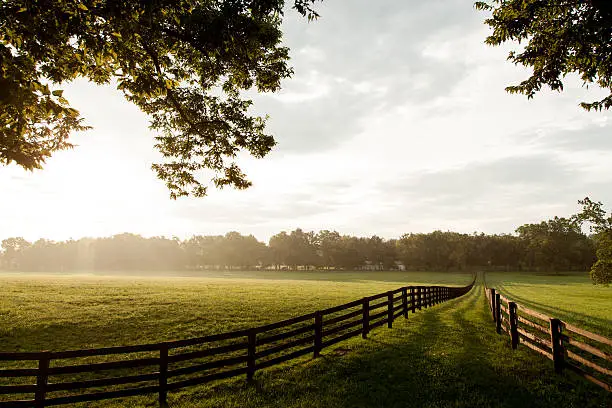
[2,0,612,243]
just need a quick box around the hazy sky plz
[2,0,612,243]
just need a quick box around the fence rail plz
[484,282,611,392]
[0,280,474,407]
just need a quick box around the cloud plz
[249,0,481,153]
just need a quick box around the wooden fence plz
[0,280,474,407]
[484,284,611,392]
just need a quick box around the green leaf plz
[77,4,88,11]
[52,90,64,97]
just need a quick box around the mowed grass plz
[0,270,472,352]
[170,281,609,408]
[485,271,612,338]
[1,271,609,407]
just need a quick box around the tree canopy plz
[475,0,612,111]
[0,0,319,198]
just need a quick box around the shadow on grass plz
[172,284,610,408]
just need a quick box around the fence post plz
[247,329,256,382]
[159,343,168,407]
[423,287,428,309]
[490,288,496,321]
[495,293,501,334]
[402,287,408,319]
[550,318,564,374]
[509,302,519,350]
[387,291,393,328]
[410,287,416,313]
[314,311,322,358]
[362,297,370,339]
[417,287,422,311]
[35,352,50,408]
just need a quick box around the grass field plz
[1,270,610,407]
[485,271,612,338]
[0,270,472,352]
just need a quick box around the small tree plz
[574,197,612,284]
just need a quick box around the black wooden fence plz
[0,280,475,407]
[484,283,611,392]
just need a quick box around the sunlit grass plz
[0,270,471,352]
[485,271,612,337]
[1,271,609,407]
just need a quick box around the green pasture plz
[485,271,612,338]
[0,271,609,407]
[0,270,472,352]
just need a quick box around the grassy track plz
[1,271,609,407]
[169,279,609,408]
[485,271,612,338]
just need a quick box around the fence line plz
[483,281,611,392]
[0,280,475,407]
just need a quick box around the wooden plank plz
[46,372,159,392]
[35,354,49,408]
[322,319,362,338]
[49,343,161,359]
[167,356,247,378]
[247,329,255,382]
[43,385,158,405]
[394,310,404,320]
[517,316,549,334]
[369,310,388,321]
[362,297,369,339]
[256,335,315,359]
[257,325,314,346]
[254,313,316,334]
[323,309,362,327]
[564,337,611,361]
[0,400,34,408]
[169,341,249,363]
[518,328,552,348]
[368,292,388,301]
[392,304,403,313]
[255,346,314,370]
[566,350,612,376]
[369,300,389,311]
[521,338,554,360]
[387,292,393,329]
[167,367,247,391]
[314,311,322,358]
[47,357,159,375]
[166,329,250,349]
[368,318,388,330]
[0,384,37,394]
[159,343,168,406]
[320,299,362,315]
[0,353,45,361]
[564,362,611,392]
[320,328,362,348]
[519,306,551,322]
[562,322,612,346]
[0,368,38,378]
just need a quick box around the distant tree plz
[475,1,612,111]
[515,217,594,273]
[575,197,612,284]
[1,0,319,198]
[0,237,31,269]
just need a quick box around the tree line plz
[2,199,610,283]
[0,218,598,274]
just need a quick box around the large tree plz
[475,0,612,111]
[0,0,319,198]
